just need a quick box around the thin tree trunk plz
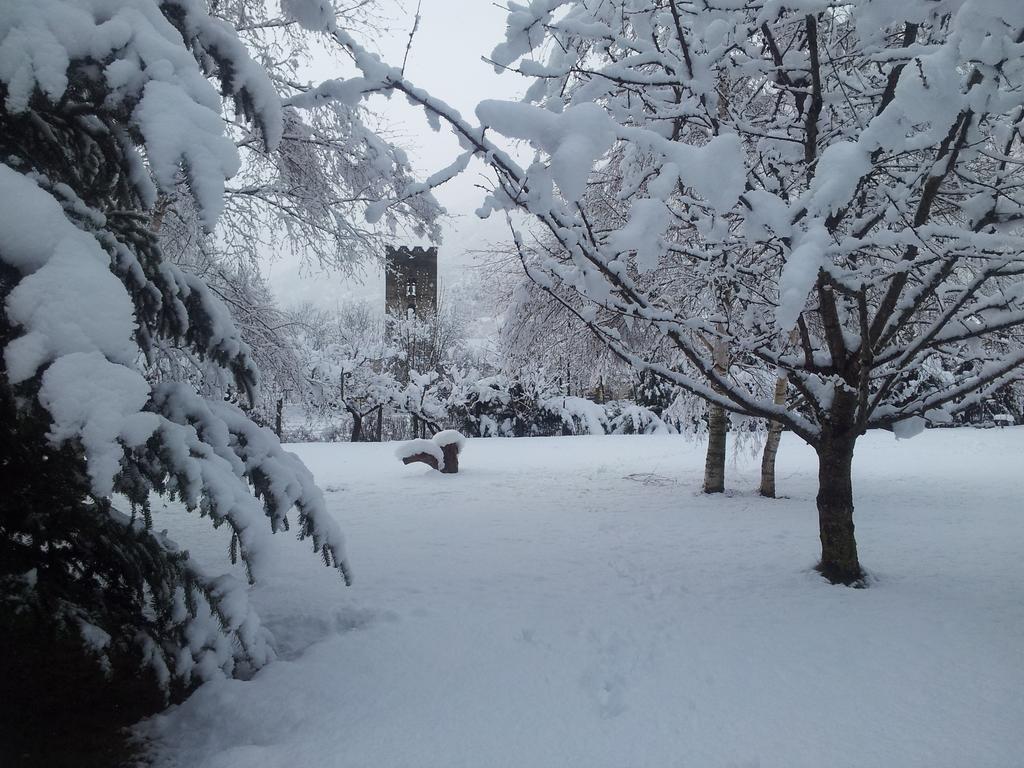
[815,437,864,586]
[274,398,284,439]
[701,89,733,497]
[703,403,727,493]
[375,405,383,442]
[703,332,729,494]
[759,373,789,497]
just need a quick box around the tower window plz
[406,280,416,297]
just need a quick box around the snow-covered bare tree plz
[0,0,351,737]
[387,286,467,383]
[495,224,767,494]
[495,242,637,398]
[166,0,443,271]
[318,0,1024,585]
[295,299,460,441]
[302,302,397,441]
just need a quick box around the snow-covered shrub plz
[449,374,565,437]
[633,368,677,416]
[605,402,673,435]
[445,372,677,438]
[541,395,610,435]
[0,0,350,721]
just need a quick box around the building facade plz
[385,245,438,318]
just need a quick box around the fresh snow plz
[38,352,155,496]
[394,438,444,464]
[136,428,1023,768]
[475,100,615,204]
[431,429,466,450]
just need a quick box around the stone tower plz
[385,245,437,318]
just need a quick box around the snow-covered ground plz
[135,429,1024,768]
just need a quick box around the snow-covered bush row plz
[447,374,675,438]
[291,358,696,441]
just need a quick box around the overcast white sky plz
[261,1,525,310]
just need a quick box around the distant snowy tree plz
[387,288,468,385]
[154,196,306,431]
[494,242,634,398]
[634,368,676,416]
[301,302,400,441]
[0,0,350,725]
[321,0,1024,585]
[496,233,762,493]
[295,300,460,441]
[447,371,565,437]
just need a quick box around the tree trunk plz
[759,373,789,497]
[703,403,727,493]
[440,443,459,474]
[274,398,284,439]
[375,405,383,442]
[703,331,729,494]
[350,412,362,443]
[815,437,864,586]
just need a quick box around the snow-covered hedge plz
[445,373,675,438]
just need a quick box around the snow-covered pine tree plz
[635,369,676,417]
[319,0,1024,585]
[0,0,350,734]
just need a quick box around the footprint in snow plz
[622,472,676,487]
[579,666,627,718]
[580,629,632,718]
